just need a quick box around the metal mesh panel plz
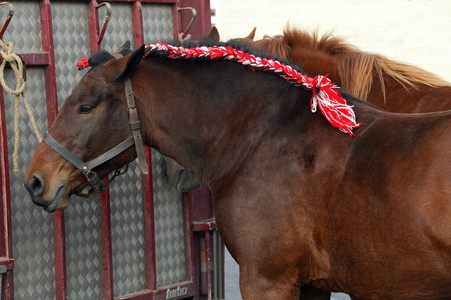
[64,199,103,300]
[142,3,187,288]
[51,3,103,299]
[2,2,55,298]
[2,1,43,53]
[142,3,174,43]
[51,2,90,109]
[152,150,186,287]
[110,161,146,297]
[3,67,55,299]
[96,4,148,297]
[100,2,134,53]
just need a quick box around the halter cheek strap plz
[43,78,149,197]
[43,132,135,193]
[124,79,148,175]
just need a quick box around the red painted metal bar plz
[0,6,14,290]
[0,79,13,300]
[179,0,212,40]
[171,3,181,41]
[17,53,50,66]
[131,2,158,294]
[132,2,144,49]
[199,237,207,295]
[88,1,115,299]
[0,2,14,39]
[99,190,113,300]
[205,231,212,300]
[40,0,59,126]
[95,2,111,46]
[40,1,68,300]
[143,148,157,292]
[177,6,197,40]
[183,193,194,284]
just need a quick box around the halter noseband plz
[44,78,149,198]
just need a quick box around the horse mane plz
[143,39,362,135]
[252,28,450,101]
[247,34,291,60]
[144,38,294,71]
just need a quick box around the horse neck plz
[134,58,312,185]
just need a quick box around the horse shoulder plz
[211,135,336,289]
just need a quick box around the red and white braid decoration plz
[143,43,362,135]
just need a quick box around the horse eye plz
[79,105,93,114]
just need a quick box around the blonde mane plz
[252,28,450,101]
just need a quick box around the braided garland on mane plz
[76,43,362,135]
[144,42,362,136]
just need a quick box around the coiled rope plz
[0,37,43,174]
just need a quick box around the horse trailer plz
[0,1,224,299]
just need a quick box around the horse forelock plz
[86,50,115,70]
[281,28,451,101]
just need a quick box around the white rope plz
[0,37,43,174]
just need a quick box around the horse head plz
[24,46,146,212]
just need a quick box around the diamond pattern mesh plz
[2,1,43,53]
[1,2,191,299]
[51,2,90,109]
[142,3,174,42]
[143,3,187,287]
[64,199,103,300]
[100,3,134,53]
[4,70,54,299]
[152,150,187,287]
[2,2,55,299]
[110,161,146,297]
[51,3,103,299]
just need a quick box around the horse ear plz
[112,40,133,57]
[206,26,220,41]
[245,27,257,41]
[114,44,145,82]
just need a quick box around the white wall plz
[212,0,451,81]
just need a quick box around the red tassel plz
[75,57,90,70]
[310,75,362,136]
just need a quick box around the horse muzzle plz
[25,173,69,212]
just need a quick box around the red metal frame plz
[0,1,214,299]
[0,71,14,300]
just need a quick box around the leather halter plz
[44,78,149,197]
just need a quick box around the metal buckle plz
[85,170,105,193]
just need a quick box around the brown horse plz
[25,41,451,299]
[243,28,451,113]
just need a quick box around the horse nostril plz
[26,175,45,198]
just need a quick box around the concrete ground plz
[224,247,351,300]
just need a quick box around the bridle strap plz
[43,132,135,193]
[124,79,149,174]
[43,132,86,171]
[85,137,135,170]
[42,77,148,196]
